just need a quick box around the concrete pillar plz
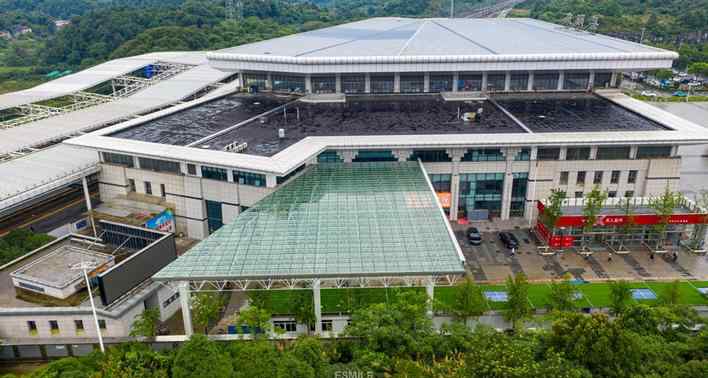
[610,72,618,87]
[335,73,342,93]
[237,72,244,90]
[671,145,679,157]
[305,74,312,93]
[393,149,412,162]
[481,72,488,93]
[266,73,272,90]
[179,282,193,337]
[557,71,565,90]
[558,147,567,161]
[425,277,434,319]
[527,72,534,91]
[266,175,277,188]
[501,148,519,220]
[341,150,356,163]
[82,176,97,237]
[364,73,371,93]
[313,279,322,335]
[504,72,511,91]
[394,73,401,93]
[447,148,464,222]
[589,146,598,160]
[525,147,539,225]
[452,72,459,92]
[588,71,595,90]
[424,72,430,92]
[629,145,639,159]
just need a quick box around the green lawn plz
[258,280,708,315]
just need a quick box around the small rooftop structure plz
[154,161,464,282]
[10,238,114,300]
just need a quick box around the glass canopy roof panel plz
[154,162,464,281]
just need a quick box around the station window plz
[273,321,297,332]
[560,171,569,185]
[98,319,107,330]
[234,170,266,187]
[317,150,342,163]
[458,73,482,91]
[342,75,365,94]
[49,320,59,335]
[593,72,613,88]
[509,73,529,91]
[27,321,37,336]
[461,148,504,162]
[243,73,267,90]
[514,148,530,161]
[138,158,180,173]
[564,72,590,90]
[400,75,424,93]
[144,181,152,195]
[353,150,397,162]
[537,148,560,161]
[128,179,136,193]
[102,152,134,168]
[370,75,394,93]
[201,166,228,182]
[608,191,617,198]
[311,76,336,94]
[576,171,586,186]
[429,174,452,192]
[625,190,635,198]
[74,320,84,335]
[272,74,305,93]
[596,146,630,160]
[321,319,333,332]
[429,74,453,92]
[408,149,451,162]
[533,72,559,90]
[611,170,620,184]
[160,184,166,198]
[187,163,197,175]
[575,191,584,198]
[566,147,590,160]
[486,73,506,92]
[628,170,638,184]
[637,145,672,159]
[593,171,603,185]
[206,200,223,234]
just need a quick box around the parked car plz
[673,91,688,97]
[499,232,519,250]
[467,227,482,245]
[640,90,657,97]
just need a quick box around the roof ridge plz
[396,19,428,56]
[429,19,498,55]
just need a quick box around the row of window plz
[573,190,635,199]
[273,320,334,332]
[539,146,672,161]
[27,319,106,336]
[242,71,614,93]
[559,170,638,186]
[128,179,166,198]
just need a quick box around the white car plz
[641,91,657,97]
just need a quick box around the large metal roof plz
[153,162,464,281]
[0,64,233,155]
[209,17,676,70]
[0,144,98,211]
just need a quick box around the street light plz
[71,261,105,353]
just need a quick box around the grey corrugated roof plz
[214,17,669,59]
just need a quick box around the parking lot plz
[452,219,708,283]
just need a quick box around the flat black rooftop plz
[494,92,669,133]
[200,94,522,156]
[109,93,293,145]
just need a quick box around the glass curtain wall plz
[564,72,590,90]
[459,74,482,91]
[370,75,394,93]
[400,75,425,93]
[430,74,453,92]
[533,72,559,90]
[342,75,365,93]
[272,74,305,92]
[487,73,506,92]
[311,76,336,93]
[459,172,504,219]
[509,73,529,91]
[511,172,528,217]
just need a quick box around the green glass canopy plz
[153,162,464,281]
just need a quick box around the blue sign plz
[144,209,174,232]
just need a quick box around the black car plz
[499,232,519,250]
[467,227,482,245]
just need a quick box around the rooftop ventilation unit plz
[224,142,248,153]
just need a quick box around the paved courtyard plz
[452,219,708,283]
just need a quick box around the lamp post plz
[71,261,105,353]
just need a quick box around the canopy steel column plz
[179,281,193,336]
[82,176,97,237]
[313,278,322,335]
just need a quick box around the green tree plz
[447,277,487,325]
[687,62,708,77]
[504,273,533,331]
[290,290,316,334]
[129,308,161,338]
[227,339,279,378]
[608,280,632,315]
[97,342,171,378]
[234,305,274,338]
[649,186,681,250]
[617,197,635,251]
[546,279,578,313]
[542,188,566,228]
[651,68,674,80]
[191,292,224,334]
[659,280,682,306]
[291,336,329,377]
[172,334,233,378]
[581,185,607,251]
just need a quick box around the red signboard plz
[561,236,574,248]
[537,200,545,214]
[554,213,708,227]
